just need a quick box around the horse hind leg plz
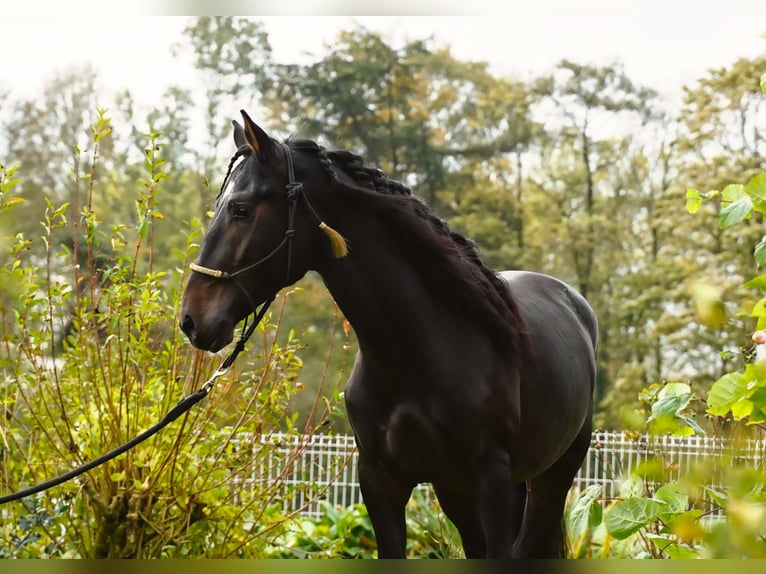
[512,417,592,558]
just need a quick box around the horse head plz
[179,111,347,352]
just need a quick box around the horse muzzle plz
[179,310,235,353]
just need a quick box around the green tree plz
[658,55,766,392]
[525,61,661,419]
[1,65,104,251]
[175,16,274,223]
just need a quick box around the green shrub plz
[265,489,462,559]
[0,111,338,558]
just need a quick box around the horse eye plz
[232,203,253,219]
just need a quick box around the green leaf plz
[655,483,688,515]
[761,72,766,96]
[605,497,665,540]
[685,188,703,214]
[647,382,702,435]
[651,382,692,419]
[722,183,746,202]
[745,386,766,424]
[645,534,687,558]
[743,275,766,291]
[2,196,25,207]
[111,472,126,482]
[676,414,705,435]
[568,484,603,536]
[663,542,700,559]
[719,195,753,229]
[589,499,603,529]
[705,487,728,507]
[743,361,766,386]
[706,371,747,416]
[755,236,766,267]
[730,397,754,420]
[746,173,766,213]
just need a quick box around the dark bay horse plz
[179,111,598,558]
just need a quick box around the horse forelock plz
[287,138,531,358]
[216,144,254,204]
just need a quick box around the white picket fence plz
[236,431,766,519]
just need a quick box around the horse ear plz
[240,109,274,161]
[232,120,246,148]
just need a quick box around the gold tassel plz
[318,221,349,258]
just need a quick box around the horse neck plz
[317,217,480,364]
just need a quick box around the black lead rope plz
[0,296,275,506]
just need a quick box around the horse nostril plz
[181,313,196,341]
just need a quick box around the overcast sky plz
[0,5,764,118]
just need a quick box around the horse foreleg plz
[358,455,414,558]
[432,483,490,558]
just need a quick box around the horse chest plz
[344,371,487,481]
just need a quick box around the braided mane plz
[287,138,530,356]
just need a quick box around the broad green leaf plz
[706,371,747,416]
[568,484,603,536]
[752,296,766,319]
[719,195,753,229]
[746,173,766,213]
[676,415,705,435]
[761,72,766,96]
[743,275,766,291]
[651,383,692,419]
[722,183,746,202]
[111,472,126,482]
[663,543,700,559]
[755,236,766,267]
[655,483,688,514]
[645,534,700,559]
[730,397,754,420]
[605,497,665,540]
[685,188,703,214]
[685,188,703,213]
[647,383,701,435]
[689,281,725,328]
[705,487,729,507]
[633,458,666,481]
[619,474,646,498]
[746,387,766,424]
[743,361,766,385]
